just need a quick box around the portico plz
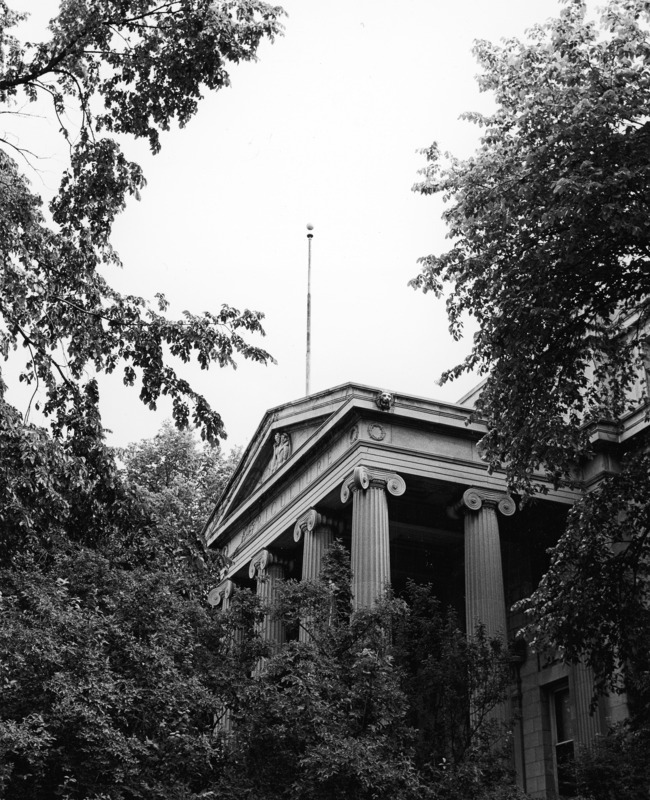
[203,382,622,797]
[205,383,570,614]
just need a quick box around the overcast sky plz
[11,0,567,450]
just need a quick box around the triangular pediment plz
[244,415,331,497]
[204,384,368,535]
[203,381,509,551]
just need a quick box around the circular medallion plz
[368,423,386,441]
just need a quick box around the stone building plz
[203,379,646,797]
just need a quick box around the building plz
[203,380,646,797]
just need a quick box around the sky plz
[9,0,567,450]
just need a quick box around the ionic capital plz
[340,465,406,504]
[448,487,516,519]
[293,509,341,542]
[248,548,289,580]
[207,578,234,609]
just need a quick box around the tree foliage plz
[0,416,254,799]
[2,495,521,800]
[573,722,650,800]
[222,547,421,800]
[0,383,147,565]
[411,0,650,494]
[412,0,650,719]
[518,451,650,719]
[219,545,521,800]
[1,542,233,799]
[0,0,284,445]
[392,581,513,773]
[121,419,241,556]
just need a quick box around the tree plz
[220,546,422,800]
[0,523,261,799]
[121,419,241,556]
[0,13,288,784]
[1,433,519,800]
[410,0,650,495]
[411,0,650,716]
[0,418,255,799]
[392,581,513,773]
[217,544,522,800]
[0,0,284,446]
[518,453,650,713]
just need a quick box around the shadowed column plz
[453,488,515,638]
[341,466,406,609]
[294,509,339,641]
[571,663,603,746]
[451,487,516,730]
[294,509,337,580]
[208,579,236,732]
[249,549,288,675]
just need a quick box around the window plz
[551,685,576,797]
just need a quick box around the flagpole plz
[306,224,313,396]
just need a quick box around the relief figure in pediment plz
[270,431,291,473]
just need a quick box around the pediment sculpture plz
[270,431,291,474]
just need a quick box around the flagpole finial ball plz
[306,223,313,231]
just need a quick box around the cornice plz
[204,386,485,542]
[207,381,647,547]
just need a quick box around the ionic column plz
[208,578,242,644]
[294,510,340,641]
[294,509,339,580]
[453,488,515,639]
[207,579,236,733]
[341,466,406,609]
[249,549,288,673]
[452,488,515,730]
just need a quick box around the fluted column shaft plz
[571,663,601,746]
[454,488,515,730]
[457,488,515,639]
[260,561,286,646]
[250,551,287,648]
[465,503,507,637]
[305,522,334,577]
[351,482,390,609]
[341,466,406,610]
[207,579,236,732]
[295,510,336,581]
[294,510,338,642]
[249,550,288,675]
